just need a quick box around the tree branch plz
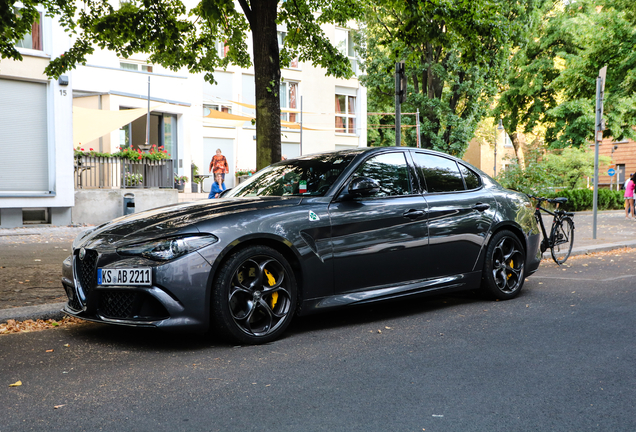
[237,0,252,27]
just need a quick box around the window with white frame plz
[203,103,232,116]
[15,11,42,51]
[334,28,355,58]
[280,81,298,124]
[120,62,153,72]
[277,31,299,68]
[335,94,356,134]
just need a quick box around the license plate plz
[98,268,152,286]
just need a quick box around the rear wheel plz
[211,245,297,344]
[482,230,526,300]
[550,217,574,265]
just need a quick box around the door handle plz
[472,203,490,211]
[403,209,425,220]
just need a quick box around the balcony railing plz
[74,156,175,189]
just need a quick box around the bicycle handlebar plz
[527,194,568,205]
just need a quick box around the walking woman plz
[625,173,635,219]
[208,149,229,182]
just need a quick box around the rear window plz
[413,153,464,193]
[459,164,481,190]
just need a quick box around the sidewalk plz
[1,210,636,324]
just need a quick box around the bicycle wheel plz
[550,217,574,264]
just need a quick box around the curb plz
[542,240,636,260]
[0,302,66,324]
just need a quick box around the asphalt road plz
[1,252,635,432]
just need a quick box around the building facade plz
[0,10,74,227]
[1,12,367,227]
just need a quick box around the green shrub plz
[544,188,623,211]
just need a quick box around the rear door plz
[412,152,496,278]
[328,151,429,293]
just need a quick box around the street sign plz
[608,168,616,176]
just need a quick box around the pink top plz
[625,180,635,198]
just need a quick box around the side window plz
[413,153,465,193]
[459,164,481,190]
[354,152,413,197]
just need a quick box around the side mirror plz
[348,176,380,197]
[219,188,232,198]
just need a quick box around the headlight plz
[72,226,98,249]
[117,235,219,261]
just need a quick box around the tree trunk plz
[250,0,281,170]
[510,132,527,168]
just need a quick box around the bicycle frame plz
[533,202,569,253]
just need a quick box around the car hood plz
[75,196,303,249]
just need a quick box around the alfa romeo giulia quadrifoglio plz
[62,147,541,344]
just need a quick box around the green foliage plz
[543,188,624,212]
[495,0,636,149]
[174,173,188,183]
[359,0,542,155]
[496,146,608,194]
[74,145,170,161]
[3,0,362,170]
[124,172,143,186]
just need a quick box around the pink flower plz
[138,156,142,160]
[90,148,94,151]
[80,148,84,151]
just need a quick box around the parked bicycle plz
[527,195,575,265]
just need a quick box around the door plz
[329,151,429,293]
[412,152,496,278]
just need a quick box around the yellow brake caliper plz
[507,259,513,280]
[264,269,278,308]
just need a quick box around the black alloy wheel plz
[482,230,526,300]
[551,217,574,265]
[212,245,297,344]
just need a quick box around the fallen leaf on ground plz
[0,317,85,335]
[9,381,22,387]
[54,405,66,409]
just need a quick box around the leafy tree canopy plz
[2,0,362,169]
[359,0,544,156]
[495,0,636,150]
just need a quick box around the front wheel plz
[482,230,526,300]
[550,217,574,265]
[211,245,297,344]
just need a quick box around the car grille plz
[76,249,98,295]
[99,291,139,319]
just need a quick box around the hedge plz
[543,189,624,212]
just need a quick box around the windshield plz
[227,152,357,198]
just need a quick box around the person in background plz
[209,173,226,199]
[624,173,635,219]
[209,149,229,182]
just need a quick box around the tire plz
[550,217,574,265]
[211,245,297,344]
[482,230,526,300]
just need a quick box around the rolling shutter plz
[0,79,49,192]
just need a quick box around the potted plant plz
[191,163,203,193]
[235,168,256,184]
[174,174,188,192]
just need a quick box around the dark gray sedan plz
[62,147,541,344]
